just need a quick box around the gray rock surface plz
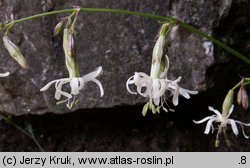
[0,0,240,115]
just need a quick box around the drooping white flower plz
[40,66,104,109]
[126,23,198,115]
[0,72,10,77]
[126,72,166,107]
[193,105,250,146]
[126,71,198,115]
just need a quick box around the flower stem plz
[12,123,44,152]
[8,8,172,25]
[3,7,250,64]
[231,79,243,91]
[179,22,250,64]
[1,115,44,152]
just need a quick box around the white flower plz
[193,105,250,139]
[40,66,104,109]
[126,23,197,115]
[0,72,10,77]
[126,72,198,115]
[126,72,166,106]
[166,76,198,106]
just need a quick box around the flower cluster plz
[126,23,198,116]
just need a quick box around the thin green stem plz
[13,124,44,152]
[1,115,44,152]
[244,81,250,85]
[8,8,172,26]
[231,79,243,91]
[3,7,250,64]
[179,22,250,64]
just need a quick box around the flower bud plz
[237,85,249,110]
[222,90,234,116]
[3,36,28,69]
[54,20,64,36]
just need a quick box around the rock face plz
[0,0,248,115]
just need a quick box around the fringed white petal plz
[91,78,104,97]
[227,105,234,118]
[55,81,72,99]
[55,80,69,100]
[235,120,250,139]
[136,84,148,97]
[193,116,214,124]
[0,72,10,77]
[179,88,191,99]
[40,79,60,91]
[172,85,180,106]
[204,119,215,134]
[126,75,137,95]
[83,66,103,81]
[136,79,149,97]
[208,106,222,117]
[228,119,239,136]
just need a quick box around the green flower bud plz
[54,20,64,36]
[222,90,234,116]
[3,36,28,69]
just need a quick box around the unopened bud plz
[3,36,28,69]
[222,90,234,116]
[237,85,249,110]
[54,20,64,36]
